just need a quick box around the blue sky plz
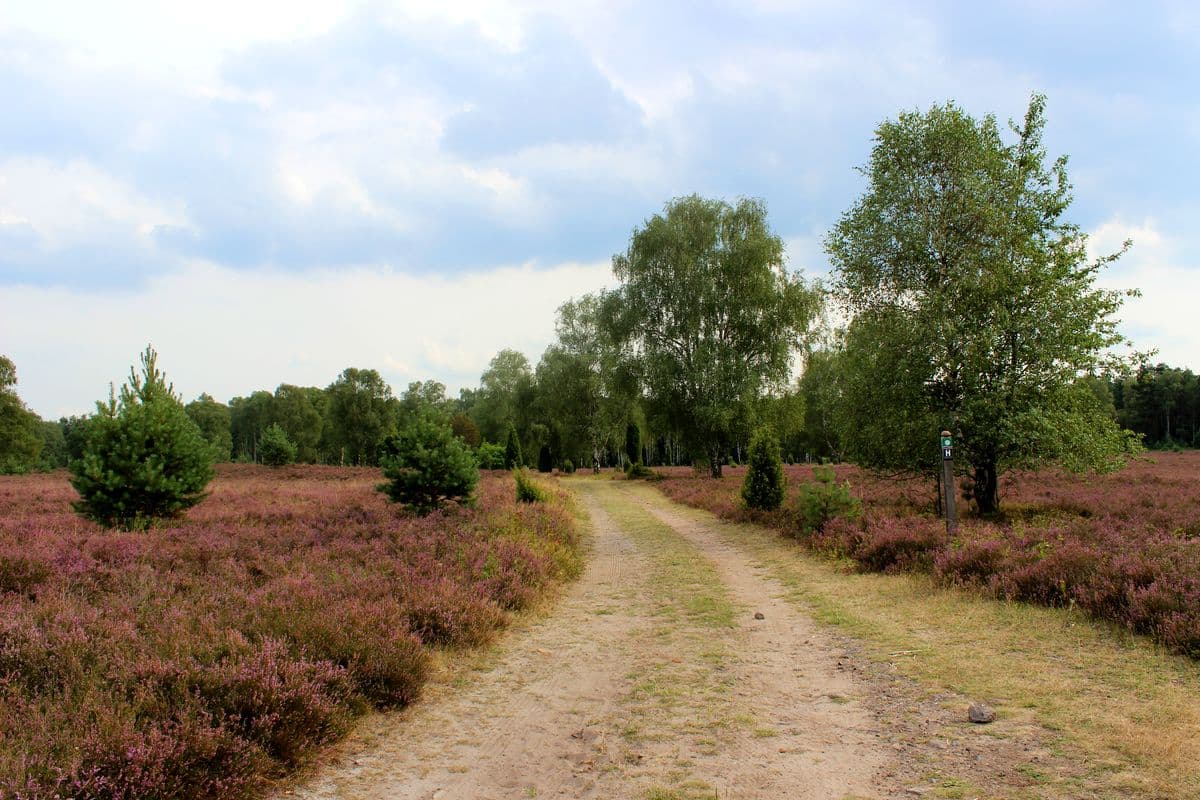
[1,0,1197,417]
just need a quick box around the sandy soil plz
[280,479,1064,800]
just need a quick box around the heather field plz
[0,466,579,800]
[654,451,1200,658]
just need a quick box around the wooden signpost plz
[940,430,957,535]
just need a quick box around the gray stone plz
[968,702,996,724]
[754,611,765,620]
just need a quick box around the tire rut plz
[627,485,889,799]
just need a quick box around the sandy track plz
[630,489,887,799]
[284,488,650,799]
[282,479,995,799]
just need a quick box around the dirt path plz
[281,479,1048,799]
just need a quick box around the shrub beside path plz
[284,479,1076,799]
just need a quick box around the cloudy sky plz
[1,0,1196,418]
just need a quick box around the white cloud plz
[1092,217,1200,369]
[0,0,358,81]
[0,259,616,418]
[0,157,189,247]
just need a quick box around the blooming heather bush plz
[0,545,53,595]
[193,639,354,766]
[0,465,580,798]
[934,536,1009,586]
[991,538,1102,607]
[651,452,1200,661]
[398,576,508,646]
[851,516,946,573]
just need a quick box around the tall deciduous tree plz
[272,384,325,463]
[325,368,397,466]
[0,355,44,473]
[607,195,819,477]
[792,332,847,463]
[229,390,275,462]
[471,350,533,445]
[185,393,233,462]
[826,95,1140,513]
[538,294,639,472]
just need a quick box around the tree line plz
[1,94,1182,514]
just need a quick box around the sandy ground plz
[280,479,1065,800]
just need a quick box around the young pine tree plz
[70,346,214,530]
[259,423,298,467]
[503,423,523,469]
[378,412,480,515]
[741,426,785,511]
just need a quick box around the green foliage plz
[796,466,861,535]
[400,380,450,420]
[741,427,786,510]
[259,423,298,467]
[607,195,820,477]
[272,384,325,463]
[796,346,843,462]
[471,350,534,445]
[827,95,1140,512]
[229,389,275,462]
[0,355,44,474]
[185,392,233,462]
[562,459,575,474]
[326,368,397,466]
[59,415,91,462]
[37,420,67,470]
[69,346,214,530]
[1111,363,1200,448]
[503,423,523,469]
[513,468,547,504]
[476,441,506,470]
[377,412,480,515]
[538,294,639,481]
[624,461,656,480]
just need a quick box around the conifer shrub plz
[377,413,479,516]
[69,346,214,531]
[562,459,575,474]
[741,426,785,510]
[503,424,523,469]
[625,422,641,465]
[514,468,547,503]
[258,423,297,467]
[795,465,862,535]
[537,444,553,473]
